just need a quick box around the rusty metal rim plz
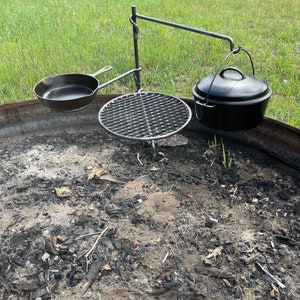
[1,94,299,169]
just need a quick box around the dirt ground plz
[0,124,299,300]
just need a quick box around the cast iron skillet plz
[33,67,141,111]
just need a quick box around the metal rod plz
[130,6,141,91]
[97,68,141,91]
[130,6,235,52]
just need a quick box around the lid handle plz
[219,67,246,80]
[205,47,255,104]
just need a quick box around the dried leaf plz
[101,263,111,271]
[88,166,107,180]
[269,284,280,299]
[55,186,72,198]
[206,246,223,260]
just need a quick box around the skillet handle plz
[97,68,142,91]
[90,66,112,77]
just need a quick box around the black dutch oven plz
[192,50,272,131]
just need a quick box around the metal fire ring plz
[98,92,192,141]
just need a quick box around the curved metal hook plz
[129,15,139,35]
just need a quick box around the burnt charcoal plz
[131,214,144,224]
[204,219,214,228]
[105,227,117,238]
[33,288,50,299]
[293,200,300,215]
[113,240,123,250]
[278,190,290,201]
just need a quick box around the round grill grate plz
[98,92,192,141]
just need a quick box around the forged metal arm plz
[130,6,235,52]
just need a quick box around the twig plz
[80,258,105,296]
[256,261,286,289]
[137,152,143,165]
[210,157,215,166]
[162,251,169,264]
[85,227,108,259]
[85,227,108,272]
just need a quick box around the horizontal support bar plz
[131,7,235,51]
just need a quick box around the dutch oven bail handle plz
[205,47,255,104]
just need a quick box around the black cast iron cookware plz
[34,67,141,112]
[33,66,112,111]
[193,67,272,131]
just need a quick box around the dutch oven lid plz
[194,67,271,102]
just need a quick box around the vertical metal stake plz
[131,6,141,91]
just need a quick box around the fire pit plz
[1,5,300,300]
[0,96,300,299]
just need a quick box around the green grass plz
[0,0,299,127]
